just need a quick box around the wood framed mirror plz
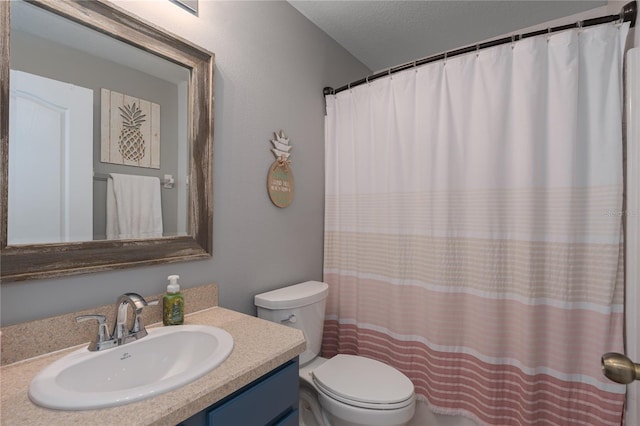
[0,0,214,282]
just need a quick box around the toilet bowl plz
[255,281,416,426]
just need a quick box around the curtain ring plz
[443,51,447,65]
[366,76,370,85]
[547,27,551,43]
[577,20,583,32]
[475,44,480,58]
[511,34,516,49]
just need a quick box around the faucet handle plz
[76,314,109,337]
[76,314,106,322]
[131,299,160,335]
[76,314,115,351]
[146,299,160,308]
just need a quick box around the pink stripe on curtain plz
[323,23,630,426]
[323,322,624,425]
[322,273,625,425]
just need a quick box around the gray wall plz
[1,1,369,325]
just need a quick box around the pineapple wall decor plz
[267,130,294,208]
[101,89,160,169]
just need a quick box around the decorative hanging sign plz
[267,130,294,208]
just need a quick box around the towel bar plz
[93,172,175,189]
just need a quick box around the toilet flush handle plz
[281,314,297,324]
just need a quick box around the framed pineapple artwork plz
[100,89,160,169]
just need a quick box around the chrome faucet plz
[114,292,158,345]
[75,292,158,351]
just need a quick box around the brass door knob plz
[602,352,640,384]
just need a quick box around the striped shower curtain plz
[323,23,629,425]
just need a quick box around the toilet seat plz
[312,354,415,410]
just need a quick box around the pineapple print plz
[118,103,146,162]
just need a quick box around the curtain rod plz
[324,1,637,96]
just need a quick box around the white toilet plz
[255,281,416,426]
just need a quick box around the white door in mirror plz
[8,70,93,244]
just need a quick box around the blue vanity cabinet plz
[180,358,299,426]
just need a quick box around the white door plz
[8,70,93,244]
[625,47,640,426]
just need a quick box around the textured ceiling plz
[289,1,607,72]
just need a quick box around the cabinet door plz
[274,409,299,426]
[207,359,299,425]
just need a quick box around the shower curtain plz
[323,23,629,426]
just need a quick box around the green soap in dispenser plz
[163,274,184,325]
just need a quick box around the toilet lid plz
[311,355,414,408]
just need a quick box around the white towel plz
[106,173,163,240]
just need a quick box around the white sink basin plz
[29,324,234,410]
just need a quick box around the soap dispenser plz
[163,275,184,325]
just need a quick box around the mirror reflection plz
[8,0,190,245]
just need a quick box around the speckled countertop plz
[0,307,305,426]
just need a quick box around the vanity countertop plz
[0,307,306,426]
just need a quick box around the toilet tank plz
[255,281,329,365]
